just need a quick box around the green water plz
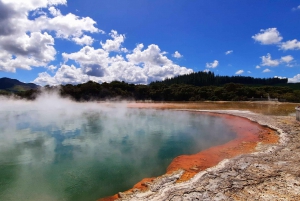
[0,108,236,201]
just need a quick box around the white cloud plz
[252,27,300,51]
[286,64,295,68]
[1,0,193,85]
[274,76,286,79]
[262,68,271,73]
[206,60,219,68]
[288,74,300,83]
[203,69,210,73]
[33,13,102,39]
[62,46,109,77]
[0,0,103,72]
[121,48,128,53]
[256,65,261,69]
[0,52,43,72]
[102,56,148,84]
[47,65,57,72]
[260,54,296,68]
[261,53,280,67]
[48,6,61,16]
[36,49,193,85]
[34,65,91,86]
[47,42,193,85]
[292,5,300,11]
[252,28,283,45]
[100,30,125,52]
[0,32,56,72]
[281,55,294,63]
[172,51,183,58]
[247,71,251,73]
[1,0,67,12]
[127,44,172,66]
[0,32,55,60]
[115,44,192,83]
[280,39,300,50]
[235,70,244,75]
[225,50,233,55]
[72,35,94,46]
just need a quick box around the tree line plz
[13,79,300,103]
[153,71,288,86]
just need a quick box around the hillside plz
[0,77,39,92]
[151,72,288,86]
[1,76,299,103]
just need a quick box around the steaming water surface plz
[0,96,237,201]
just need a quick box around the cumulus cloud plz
[62,46,109,77]
[0,32,56,72]
[235,70,244,75]
[0,1,21,36]
[0,0,102,72]
[225,50,233,55]
[281,55,294,63]
[127,44,171,66]
[256,65,261,69]
[172,51,183,58]
[72,35,94,46]
[1,0,67,14]
[260,53,280,67]
[288,74,300,83]
[252,28,283,45]
[262,68,271,73]
[48,6,62,16]
[0,52,40,72]
[47,65,57,72]
[280,39,300,50]
[206,60,219,68]
[1,0,192,85]
[260,54,295,68]
[1,32,55,60]
[203,69,210,73]
[252,27,300,51]
[100,30,125,52]
[33,12,101,39]
[34,65,91,86]
[35,40,193,85]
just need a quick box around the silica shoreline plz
[99,108,299,200]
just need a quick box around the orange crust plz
[99,109,278,201]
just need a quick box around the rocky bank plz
[112,110,300,201]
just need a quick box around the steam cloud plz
[0,92,235,200]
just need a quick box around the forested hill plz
[1,76,299,103]
[151,72,288,86]
[0,77,39,92]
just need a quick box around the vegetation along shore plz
[1,73,300,102]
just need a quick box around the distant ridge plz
[0,77,39,92]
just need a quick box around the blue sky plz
[0,0,300,85]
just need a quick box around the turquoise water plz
[0,107,236,201]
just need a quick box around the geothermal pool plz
[0,97,237,201]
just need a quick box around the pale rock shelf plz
[116,110,300,201]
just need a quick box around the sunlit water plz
[0,99,237,201]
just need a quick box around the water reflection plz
[0,105,236,201]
